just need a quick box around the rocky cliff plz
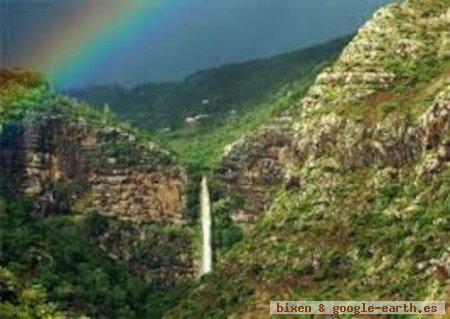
[0,90,187,222]
[170,0,450,316]
[218,120,295,225]
[0,109,187,222]
[0,71,193,316]
[218,0,449,226]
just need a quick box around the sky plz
[0,0,396,88]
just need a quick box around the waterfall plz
[200,175,213,275]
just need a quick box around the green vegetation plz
[166,0,450,317]
[71,37,350,132]
[335,60,450,124]
[0,198,193,318]
[160,73,318,170]
[2,0,449,317]
[0,267,64,318]
[70,38,349,170]
[168,164,449,317]
[0,71,193,318]
[0,71,56,124]
[0,70,175,170]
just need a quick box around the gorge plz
[1,0,449,317]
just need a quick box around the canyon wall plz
[0,104,194,283]
[0,109,187,222]
[217,122,295,225]
[217,1,450,227]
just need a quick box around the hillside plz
[1,0,449,317]
[70,37,349,132]
[159,72,317,171]
[0,71,193,318]
[0,38,349,318]
[168,0,450,317]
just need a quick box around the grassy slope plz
[167,0,450,317]
[169,164,449,318]
[159,67,321,171]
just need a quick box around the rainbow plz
[41,0,169,88]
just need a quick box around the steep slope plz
[168,0,450,317]
[0,71,193,318]
[217,0,450,226]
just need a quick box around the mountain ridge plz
[168,0,450,316]
[69,36,351,132]
[0,0,449,317]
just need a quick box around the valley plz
[0,0,449,318]
[70,37,350,170]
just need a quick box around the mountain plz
[69,37,350,132]
[1,0,449,317]
[0,37,350,318]
[168,0,450,316]
[69,37,351,171]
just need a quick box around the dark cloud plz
[0,0,397,87]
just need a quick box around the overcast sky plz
[0,0,396,88]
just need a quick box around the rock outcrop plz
[217,120,295,225]
[0,106,187,222]
[0,74,194,298]
[218,0,450,226]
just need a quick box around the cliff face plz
[290,0,449,171]
[218,122,295,225]
[170,0,450,317]
[0,72,194,316]
[0,106,187,222]
[218,0,449,226]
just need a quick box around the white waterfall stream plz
[200,175,213,275]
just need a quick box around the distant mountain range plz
[68,36,351,131]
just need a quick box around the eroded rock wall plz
[217,121,295,225]
[217,0,450,227]
[0,111,187,223]
[219,83,449,228]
